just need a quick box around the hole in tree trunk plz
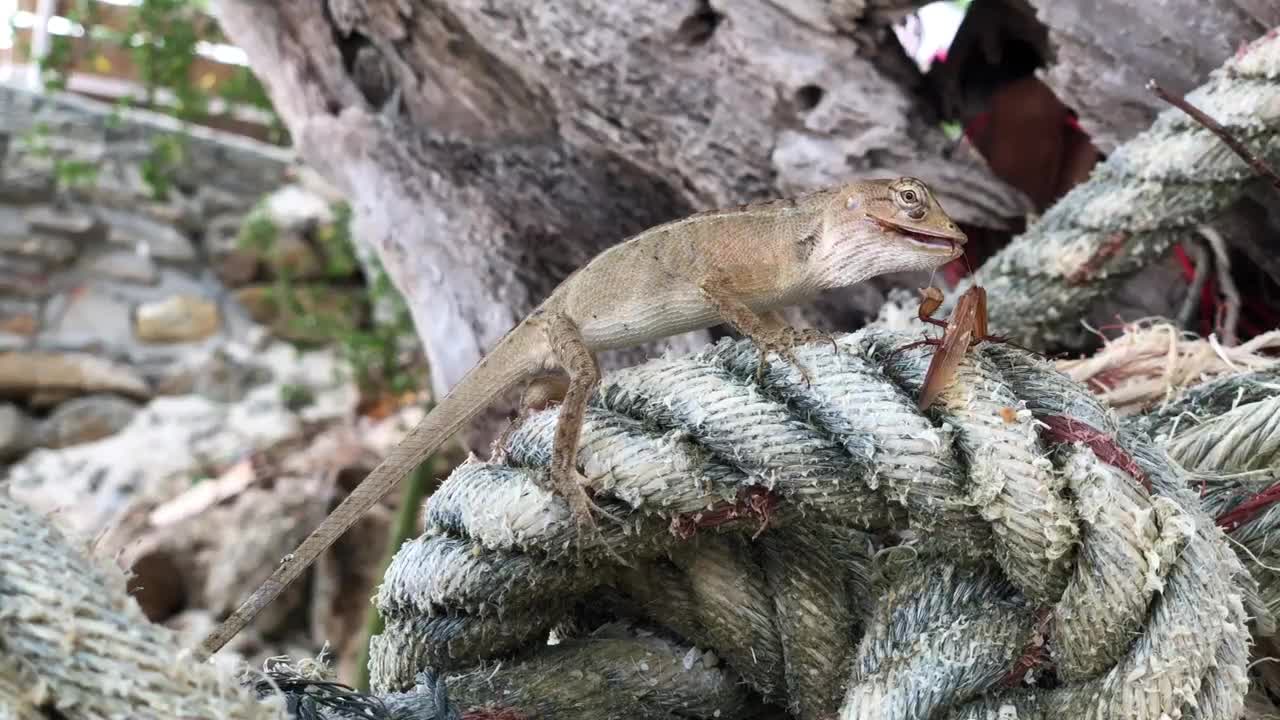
[795,85,825,112]
[676,2,724,46]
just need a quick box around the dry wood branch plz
[1149,79,1280,191]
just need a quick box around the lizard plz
[193,176,967,660]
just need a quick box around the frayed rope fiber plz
[367,327,1276,720]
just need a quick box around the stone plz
[38,284,135,352]
[5,339,356,536]
[204,213,260,286]
[0,300,40,336]
[81,162,155,209]
[27,390,76,409]
[24,205,106,241]
[261,184,334,231]
[82,248,160,284]
[152,347,272,402]
[0,351,150,398]
[134,295,221,343]
[0,333,30,351]
[265,232,323,279]
[0,403,37,461]
[0,314,37,336]
[34,394,140,449]
[97,208,198,262]
[195,185,248,217]
[0,170,55,204]
[233,284,366,344]
[0,255,52,297]
[0,232,78,265]
[215,250,261,287]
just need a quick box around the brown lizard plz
[194,176,967,659]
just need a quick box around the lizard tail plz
[194,326,543,659]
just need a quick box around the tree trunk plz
[211,0,1029,449]
[1028,0,1280,152]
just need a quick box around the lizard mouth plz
[871,217,966,254]
[903,233,958,252]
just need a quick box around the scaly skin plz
[194,176,967,659]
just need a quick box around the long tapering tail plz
[193,327,542,660]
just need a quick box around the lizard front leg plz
[699,282,835,383]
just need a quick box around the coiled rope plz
[3,330,1277,719]
[0,491,286,720]
[367,329,1270,719]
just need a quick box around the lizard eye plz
[892,179,929,216]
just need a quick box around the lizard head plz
[813,177,967,286]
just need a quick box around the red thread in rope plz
[1039,415,1150,491]
[998,608,1054,688]
[1172,244,1278,340]
[1172,245,1217,337]
[1065,232,1129,286]
[1217,482,1280,532]
[669,486,781,540]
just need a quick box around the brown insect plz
[897,288,1153,491]
[892,285,1000,410]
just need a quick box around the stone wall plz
[0,85,420,676]
[0,85,369,462]
[0,83,370,489]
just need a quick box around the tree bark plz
[1027,0,1280,152]
[211,0,1029,449]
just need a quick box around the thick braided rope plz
[0,494,287,720]
[947,28,1280,347]
[369,329,1255,719]
[1142,367,1280,636]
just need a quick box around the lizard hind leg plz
[541,312,626,562]
[491,373,571,458]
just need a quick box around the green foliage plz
[126,0,204,119]
[38,34,75,91]
[17,123,51,157]
[240,200,420,395]
[312,226,420,395]
[29,0,288,202]
[53,158,101,188]
[316,202,359,279]
[279,383,316,411]
[237,204,279,253]
[35,0,98,91]
[33,0,285,143]
[140,132,187,200]
[18,123,101,191]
